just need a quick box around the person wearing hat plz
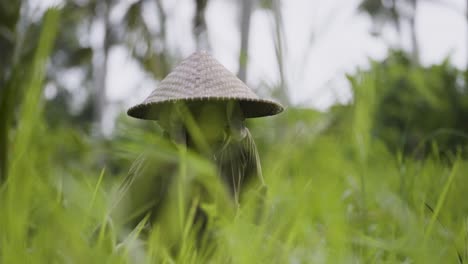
[114,51,283,247]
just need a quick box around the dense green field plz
[1,9,467,264]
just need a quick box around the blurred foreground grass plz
[1,8,467,264]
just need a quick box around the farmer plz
[115,51,283,243]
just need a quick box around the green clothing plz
[113,127,265,231]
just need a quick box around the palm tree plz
[194,0,210,49]
[238,0,253,82]
[360,0,466,65]
[359,0,419,63]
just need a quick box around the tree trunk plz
[409,0,420,64]
[390,0,402,46]
[154,0,170,79]
[272,0,289,103]
[193,0,209,50]
[465,0,468,90]
[93,0,110,135]
[237,0,253,82]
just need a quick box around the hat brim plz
[127,97,284,120]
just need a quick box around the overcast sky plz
[103,0,467,112]
[34,0,466,113]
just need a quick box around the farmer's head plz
[126,51,284,142]
[157,100,246,148]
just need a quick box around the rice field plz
[1,8,467,264]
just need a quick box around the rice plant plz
[0,6,467,264]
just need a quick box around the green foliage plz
[1,5,468,264]
[349,51,468,157]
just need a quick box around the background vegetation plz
[1,0,468,263]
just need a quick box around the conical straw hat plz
[127,51,284,120]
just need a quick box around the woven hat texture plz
[127,51,284,120]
